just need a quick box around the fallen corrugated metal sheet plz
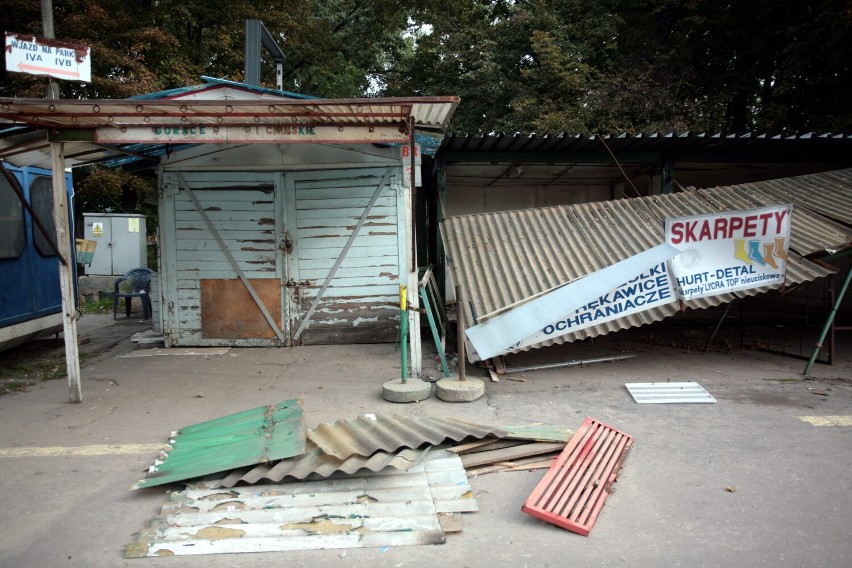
[442,169,850,360]
[203,445,430,488]
[125,450,473,557]
[132,399,306,490]
[307,414,508,460]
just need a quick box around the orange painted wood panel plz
[200,279,281,339]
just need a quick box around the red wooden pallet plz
[522,417,633,536]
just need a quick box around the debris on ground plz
[128,406,626,557]
[522,417,633,536]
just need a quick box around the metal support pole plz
[507,354,637,375]
[704,301,733,352]
[244,19,262,86]
[51,142,82,402]
[400,285,408,382]
[41,0,60,98]
[804,268,852,375]
[456,285,466,381]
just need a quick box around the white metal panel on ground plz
[125,451,473,557]
[625,382,716,404]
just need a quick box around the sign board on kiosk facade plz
[665,204,792,301]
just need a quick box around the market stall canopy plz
[0,95,459,169]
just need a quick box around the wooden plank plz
[466,455,559,477]
[501,424,576,442]
[294,167,391,183]
[177,262,275,275]
[296,185,392,200]
[174,210,276,223]
[460,442,565,469]
[299,322,398,345]
[503,457,558,471]
[448,439,525,455]
[298,223,396,239]
[298,206,397,221]
[200,279,281,340]
[299,245,398,260]
[296,196,396,211]
[299,283,401,299]
[446,438,502,454]
[298,234,398,250]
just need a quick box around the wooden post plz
[404,116,422,377]
[51,142,82,402]
[456,285,466,381]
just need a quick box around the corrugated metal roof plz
[307,414,507,460]
[132,399,306,489]
[204,445,430,488]
[441,131,852,159]
[442,169,849,360]
[0,96,458,130]
[0,88,457,168]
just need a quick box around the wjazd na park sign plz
[5,32,91,82]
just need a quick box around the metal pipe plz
[456,285,465,381]
[804,268,852,375]
[507,354,637,375]
[704,301,733,352]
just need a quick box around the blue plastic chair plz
[114,268,154,319]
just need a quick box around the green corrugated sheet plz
[132,399,305,489]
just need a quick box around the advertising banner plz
[465,244,681,361]
[511,261,675,351]
[665,204,792,300]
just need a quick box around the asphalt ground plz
[0,314,850,568]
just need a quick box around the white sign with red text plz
[665,204,792,300]
[401,144,422,188]
[5,32,91,82]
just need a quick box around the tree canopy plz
[3,0,850,135]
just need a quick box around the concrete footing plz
[435,377,485,402]
[381,378,432,403]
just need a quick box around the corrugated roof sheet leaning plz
[442,169,851,361]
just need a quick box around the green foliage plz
[79,297,114,314]
[2,0,850,135]
[74,167,158,237]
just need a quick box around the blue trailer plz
[0,162,76,352]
